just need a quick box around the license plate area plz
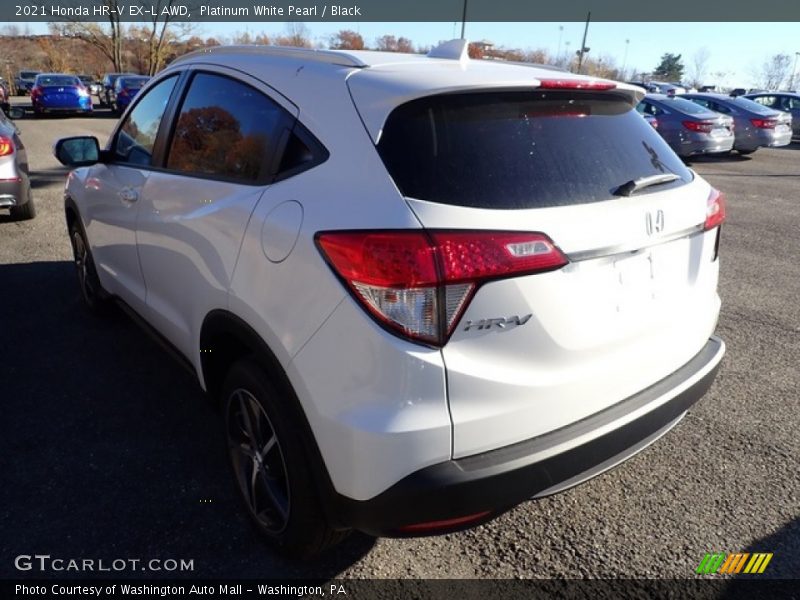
[614,251,657,313]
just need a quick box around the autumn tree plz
[55,0,125,71]
[374,35,414,53]
[37,36,71,73]
[330,30,364,50]
[652,53,685,82]
[274,23,312,48]
[137,0,197,75]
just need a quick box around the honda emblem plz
[646,210,665,236]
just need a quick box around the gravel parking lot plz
[1,97,798,580]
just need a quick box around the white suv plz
[55,41,726,558]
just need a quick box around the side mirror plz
[7,106,24,120]
[54,136,101,167]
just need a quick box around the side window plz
[691,98,710,109]
[710,102,731,114]
[751,96,769,106]
[788,97,800,110]
[166,73,285,182]
[274,124,329,181]
[639,102,664,117]
[114,75,177,166]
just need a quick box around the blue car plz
[113,76,150,115]
[31,74,93,116]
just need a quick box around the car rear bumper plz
[34,99,92,113]
[679,136,734,156]
[736,127,793,151]
[332,335,725,536]
[0,178,27,209]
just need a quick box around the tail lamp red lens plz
[316,230,568,346]
[682,120,716,133]
[0,135,14,157]
[704,188,726,231]
[750,118,778,129]
[538,79,617,91]
[30,86,42,100]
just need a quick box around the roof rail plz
[427,39,470,64]
[171,45,368,68]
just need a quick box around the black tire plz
[68,219,109,314]
[738,148,757,155]
[221,358,348,559]
[10,192,35,220]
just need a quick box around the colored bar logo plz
[697,552,773,574]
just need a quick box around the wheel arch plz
[199,309,345,526]
[64,194,80,229]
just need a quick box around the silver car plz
[637,94,734,159]
[0,108,34,219]
[683,93,792,154]
[744,92,800,140]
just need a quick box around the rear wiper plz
[613,173,681,197]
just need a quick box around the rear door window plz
[165,72,286,183]
[378,91,691,210]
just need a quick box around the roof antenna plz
[427,39,470,63]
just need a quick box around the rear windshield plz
[377,91,692,209]
[730,96,777,115]
[655,96,713,115]
[36,75,79,87]
[20,71,38,79]
[119,77,149,89]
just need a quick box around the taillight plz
[30,85,42,99]
[683,120,716,133]
[0,135,13,157]
[750,118,778,129]
[704,188,726,231]
[537,78,616,91]
[316,230,568,346]
[118,88,129,97]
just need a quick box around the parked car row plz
[638,92,794,158]
[17,72,152,118]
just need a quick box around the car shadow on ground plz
[30,167,70,189]
[686,152,753,165]
[715,517,800,598]
[7,104,118,120]
[0,261,375,578]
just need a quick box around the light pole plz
[576,11,591,74]
[460,0,468,40]
[791,51,800,91]
[557,25,563,62]
[622,39,630,80]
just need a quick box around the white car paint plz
[63,44,725,506]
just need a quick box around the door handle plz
[119,188,138,203]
